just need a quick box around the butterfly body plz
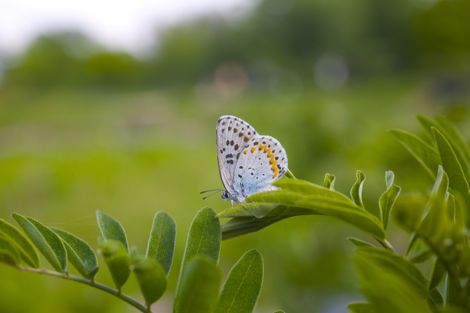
[216,115,288,203]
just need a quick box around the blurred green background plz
[1,0,470,312]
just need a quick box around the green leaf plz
[347,302,375,313]
[274,179,353,203]
[52,228,99,279]
[215,249,263,313]
[419,166,450,240]
[429,288,443,307]
[350,170,366,208]
[432,127,470,211]
[181,207,220,265]
[429,258,446,290]
[390,129,440,179]
[355,246,432,313]
[323,173,336,190]
[0,218,39,267]
[146,211,176,274]
[96,211,129,251]
[347,237,375,247]
[98,240,130,290]
[13,214,67,272]
[409,249,433,264]
[176,207,221,301]
[222,182,385,240]
[0,233,21,266]
[357,247,429,296]
[174,256,221,313]
[379,171,401,229]
[131,255,167,307]
[418,115,470,181]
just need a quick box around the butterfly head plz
[221,190,231,200]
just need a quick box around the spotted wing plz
[216,115,258,193]
[232,135,288,200]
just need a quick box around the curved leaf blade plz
[0,233,21,266]
[323,173,336,190]
[13,214,67,272]
[390,129,440,179]
[53,228,99,279]
[419,166,450,238]
[432,128,470,211]
[96,211,129,251]
[215,249,263,313]
[0,218,39,267]
[348,237,375,248]
[98,240,130,290]
[350,170,366,208]
[379,171,401,229]
[131,255,167,307]
[146,211,176,274]
[418,115,470,181]
[174,256,221,313]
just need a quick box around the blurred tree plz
[82,51,141,88]
[412,0,470,70]
[5,32,85,87]
[3,0,470,89]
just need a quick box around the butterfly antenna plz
[200,189,224,200]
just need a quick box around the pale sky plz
[0,0,252,55]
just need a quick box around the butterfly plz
[209,115,288,203]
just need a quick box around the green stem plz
[376,238,395,252]
[16,266,149,313]
[285,169,296,179]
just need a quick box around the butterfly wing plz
[232,135,288,200]
[216,115,258,194]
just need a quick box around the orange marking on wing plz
[260,146,279,178]
[250,146,256,153]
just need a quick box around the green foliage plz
[96,211,129,251]
[0,219,39,267]
[354,247,433,313]
[379,171,401,229]
[220,116,470,313]
[146,211,176,274]
[350,170,366,208]
[323,173,336,190]
[175,207,221,310]
[131,255,167,306]
[13,214,67,272]
[215,250,263,313]
[174,256,222,313]
[0,234,21,266]
[98,240,130,290]
[389,129,440,179]
[220,176,386,241]
[53,228,99,279]
[0,208,264,313]
[1,114,469,313]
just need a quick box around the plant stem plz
[286,169,296,179]
[16,266,149,313]
[376,238,395,252]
